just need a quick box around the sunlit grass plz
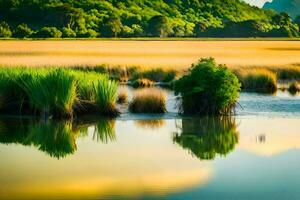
[234,68,277,93]
[129,88,167,113]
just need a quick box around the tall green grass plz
[93,78,119,116]
[18,69,77,118]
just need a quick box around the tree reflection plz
[173,117,239,160]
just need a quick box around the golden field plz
[0,40,299,69]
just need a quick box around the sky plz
[244,0,272,7]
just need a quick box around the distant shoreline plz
[0,37,300,41]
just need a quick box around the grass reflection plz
[173,117,239,160]
[0,118,116,158]
[135,119,166,130]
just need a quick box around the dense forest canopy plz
[0,0,299,38]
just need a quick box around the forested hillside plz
[263,0,300,19]
[0,0,299,38]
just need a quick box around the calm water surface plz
[1,91,300,200]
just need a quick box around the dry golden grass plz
[129,88,167,113]
[0,40,299,70]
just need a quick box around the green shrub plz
[174,58,241,115]
[14,23,33,38]
[129,88,167,113]
[93,78,119,116]
[62,27,76,38]
[35,27,62,38]
[235,69,277,93]
[0,21,12,38]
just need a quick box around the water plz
[1,91,300,200]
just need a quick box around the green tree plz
[148,15,172,37]
[0,21,12,38]
[102,18,122,37]
[62,27,76,38]
[35,27,62,38]
[14,23,33,38]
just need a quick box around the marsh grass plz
[131,68,177,82]
[132,78,155,88]
[288,81,300,95]
[234,68,277,93]
[129,88,167,113]
[93,78,119,116]
[18,69,77,119]
[117,89,128,104]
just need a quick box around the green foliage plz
[14,23,33,38]
[62,27,76,38]
[148,15,172,37]
[173,117,239,160]
[18,69,77,118]
[0,0,298,38]
[0,21,12,37]
[35,27,62,38]
[174,58,241,115]
[93,77,119,116]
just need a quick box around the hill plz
[263,0,300,18]
[0,0,298,38]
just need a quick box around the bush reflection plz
[173,117,239,160]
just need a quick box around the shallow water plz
[1,91,300,200]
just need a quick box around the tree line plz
[0,0,299,38]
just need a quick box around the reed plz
[93,78,119,116]
[132,78,155,88]
[117,89,128,104]
[288,81,300,94]
[18,69,77,119]
[234,68,277,93]
[129,88,167,113]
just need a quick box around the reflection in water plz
[173,117,239,160]
[0,119,116,158]
[135,119,166,130]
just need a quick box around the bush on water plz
[174,58,241,115]
[129,88,167,113]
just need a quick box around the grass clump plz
[174,58,241,115]
[131,68,177,82]
[93,78,119,116]
[288,81,300,94]
[129,88,167,113]
[117,89,128,104]
[234,68,277,93]
[132,78,155,88]
[18,69,77,119]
